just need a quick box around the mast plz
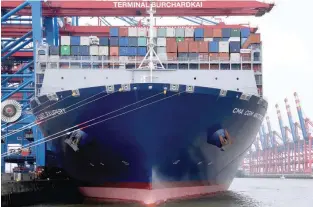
[137,0,165,82]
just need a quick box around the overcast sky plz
[79,0,313,134]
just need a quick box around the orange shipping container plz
[119,27,128,36]
[177,41,188,52]
[198,41,208,53]
[204,28,213,37]
[166,38,177,53]
[213,28,222,37]
[167,53,177,60]
[209,53,219,61]
[110,47,119,56]
[188,41,198,53]
[219,53,229,61]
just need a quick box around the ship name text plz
[36,108,66,121]
[232,108,264,121]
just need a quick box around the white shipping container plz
[89,46,99,56]
[185,28,194,37]
[230,53,241,62]
[128,27,137,37]
[137,28,147,37]
[99,46,109,56]
[89,36,99,45]
[219,41,229,53]
[119,56,129,62]
[228,37,240,42]
[61,36,70,45]
[175,28,185,37]
[158,53,168,61]
[157,38,166,46]
[80,36,90,45]
[166,28,175,37]
[204,38,213,42]
[157,47,166,54]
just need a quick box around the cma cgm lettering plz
[113,1,203,8]
[36,108,66,121]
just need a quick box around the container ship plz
[29,5,267,204]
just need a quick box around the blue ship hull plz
[30,83,267,204]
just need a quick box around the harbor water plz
[34,178,313,207]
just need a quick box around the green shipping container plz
[61,45,71,56]
[230,29,240,37]
[176,37,184,42]
[138,37,147,47]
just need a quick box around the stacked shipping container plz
[55,27,260,62]
[47,26,261,93]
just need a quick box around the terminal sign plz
[113,1,203,8]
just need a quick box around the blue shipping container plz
[119,47,128,56]
[99,37,109,46]
[168,64,178,69]
[128,37,138,47]
[70,36,80,45]
[194,28,204,38]
[110,37,119,46]
[80,46,90,56]
[222,28,231,38]
[119,37,129,47]
[178,53,188,58]
[241,28,250,38]
[110,27,119,37]
[189,64,199,70]
[229,41,241,53]
[195,37,204,41]
[71,46,80,55]
[213,37,222,42]
[128,47,137,56]
[178,64,188,69]
[137,47,147,56]
[189,53,199,59]
[49,46,59,55]
[209,41,219,53]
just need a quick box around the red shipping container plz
[167,53,177,61]
[178,41,188,52]
[213,28,222,37]
[119,27,128,36]
[204,28,213,37]
[219,53,230,61]
[242,64,251,70]
[200,64,210,70]
[198,41,208,53]
[110,47,119,56]
[240,53,251,61]
[210,64,219,70]
[166,38,177,53]
[188,41,198,53]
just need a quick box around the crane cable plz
[1,90,181,157]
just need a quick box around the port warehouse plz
[0,0,311,182]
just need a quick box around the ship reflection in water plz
[38,178,313,207]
